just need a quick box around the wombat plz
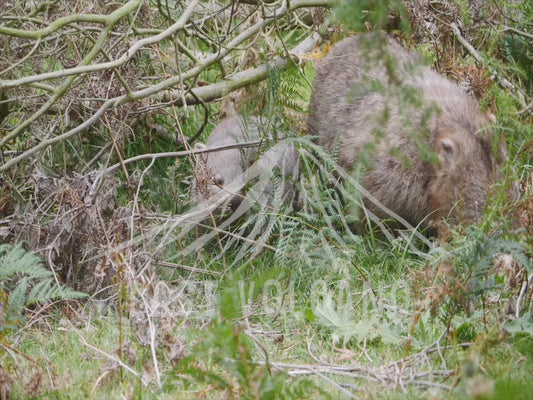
[308,33,512,230]
[193,115,299,214]
[247,141,300,208]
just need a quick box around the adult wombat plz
[308,33,511,229]
[193,115,299,214]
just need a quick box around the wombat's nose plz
[229,195,242,212]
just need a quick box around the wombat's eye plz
[215,177,224,186]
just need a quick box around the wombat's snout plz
[213,174,243,212]
[194,115,299,218]
[228,195,243,212]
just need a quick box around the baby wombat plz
[308,33,511,230]
[194,115,299,214]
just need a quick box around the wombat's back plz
[309,35,490,163]
[308,33,507,228]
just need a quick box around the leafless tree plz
[0,0,333,173]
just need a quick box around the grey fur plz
[308,33,509,228]
[246,141,300,208]
[194,115,299,213]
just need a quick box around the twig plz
[357,338,373,363]
[502,26,533,40]
[517,102,533,116]
[253,358,454,386]
[306,331,326,364]
[0,38,42,77]
[449,23,526,107]
[139,287,162,388]
[81,142,113,173]
[0,342,42,367]
[156,261,223,276]
[309,369,359,399]
[103,140,264,174]
[77,331,146,385]
[516,272,533,319]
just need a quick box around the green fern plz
[503,33,533,96]
[451,227,531,295]
[0,243,87,337]
[277,65,307,112]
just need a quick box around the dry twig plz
[450,23,527,108]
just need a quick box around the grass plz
[4,218,531,399]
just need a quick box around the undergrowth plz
[0,244,87,340]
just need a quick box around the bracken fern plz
[0,243,87,338]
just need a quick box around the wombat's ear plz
[436,138,457,167]
[194,142,208,162]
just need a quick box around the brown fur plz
[308,33,508,228]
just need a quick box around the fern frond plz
[0,243,88,336]
[7,277,29,316]
[0,243,47,280]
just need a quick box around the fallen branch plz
[501,26,533,40]
[162,32,321,106]
[450,23,527,108]
[253,358,454,391]
[253,331,466,395]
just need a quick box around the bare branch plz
[0,0,200,89]
[0,0,143,39]
[163,32,320,106]
[0,0,331,171]
[0,13,109,39]
[502,26,533,40]
[104,140,265,174]
[450,22,527,107]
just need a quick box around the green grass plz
[4,220,531,399]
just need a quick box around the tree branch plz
[0,0,142,39]
[163,32,320,106]
[0,0,198,89]
[103,140,265,174]
[450,22,527,108]
[0,2,330,171]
